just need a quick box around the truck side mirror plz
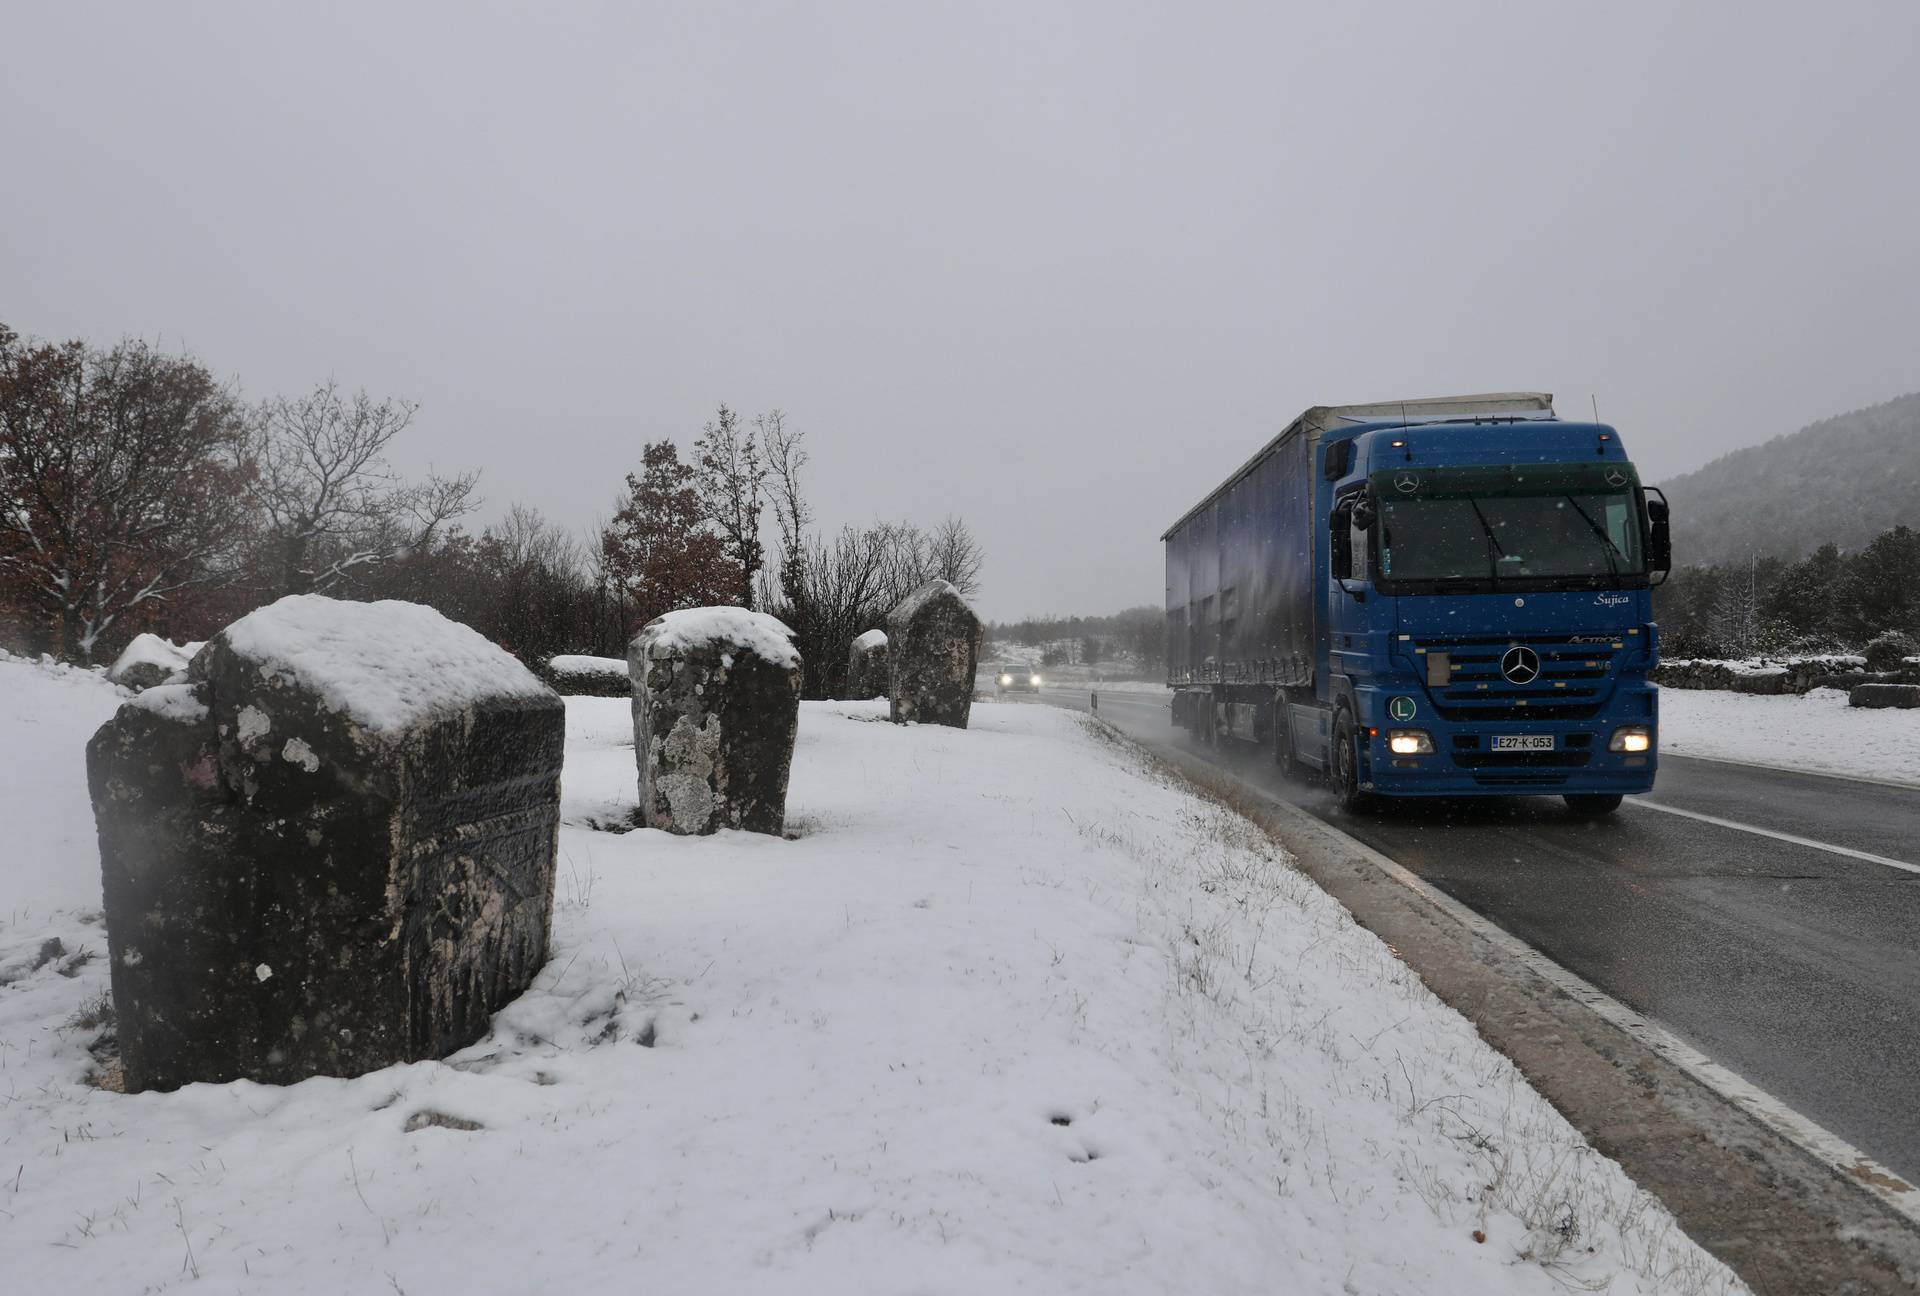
[1323,441,1352,481]
[1643,489,1671,578]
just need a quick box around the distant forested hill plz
[1658,392,1920,568]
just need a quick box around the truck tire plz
[1563,793,1624,817]
[1330,710,1376,812]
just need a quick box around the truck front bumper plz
[1355,688,1658,798]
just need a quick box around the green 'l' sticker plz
[1388,696,1417,722]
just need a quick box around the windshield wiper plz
[1562,496,1627,579]
[1467,499,1506,586]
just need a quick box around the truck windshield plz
[1370,463,1645,592]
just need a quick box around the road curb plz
[1085,712,1920,1296]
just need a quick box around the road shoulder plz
[1112,722,1920,1296]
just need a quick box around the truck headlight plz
[1030,675,1042,686]
[1609,726,1653,753]
[999,674,1012,685]
[1387,729,1434,754]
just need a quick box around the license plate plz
[1491,734,1555,751]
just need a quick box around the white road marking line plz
[1363,843,1920,1227]
[1633,799,1920,877]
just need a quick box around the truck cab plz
[1318,417,1668,812]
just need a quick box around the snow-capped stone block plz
[106,633,195,692]
[84,595,565,1092]
[886,580,982,728]
[1849,683,1920,710]
[544,653,631,697]
[629,607,801,836]
[847,628,889,700]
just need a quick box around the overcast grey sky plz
[5,1,1917,620]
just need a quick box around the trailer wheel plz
[1330,710,1376,812]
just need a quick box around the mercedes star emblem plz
[1394,473,1419,494]
[1500,645,1541,685]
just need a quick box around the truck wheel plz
[1273,699,1297,779]
[1331,710,1375,812]
[1563,793,1624,817]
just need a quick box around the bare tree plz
[490,502,584,577]
[244,381,479,597]
[581,503,631,655]
[922,515,984,599]
[0,326,253,660]
[693,405,765,608]
[475,504,593,659]
[758,409,809,612]
[784,525,893,698]
[748,410,989,695]
[869,516,985,609]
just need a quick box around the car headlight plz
[1030,675,1042,686]
[1609,726,1653,753]
[1386,729,1434,754]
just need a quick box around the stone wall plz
[1652,657,1875,695]
[86,595,564,1092]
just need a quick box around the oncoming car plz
[995,666,1043,694]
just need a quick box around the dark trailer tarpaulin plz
[1163,394,1555,694]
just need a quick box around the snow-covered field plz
[1660,687,1920,784]
[0,654,1743,1295]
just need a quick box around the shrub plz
[1864,630,1919,673]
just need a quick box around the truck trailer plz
[1163,393,1671,814]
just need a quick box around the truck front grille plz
[1414,634,1630,722]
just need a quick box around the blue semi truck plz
[1164,393,1671,814]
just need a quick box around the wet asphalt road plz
[1030,685,1920,1185]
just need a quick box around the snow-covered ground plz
[0,654,1743,1295]
[1660,686,1920,784]
[0,652,130,923]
